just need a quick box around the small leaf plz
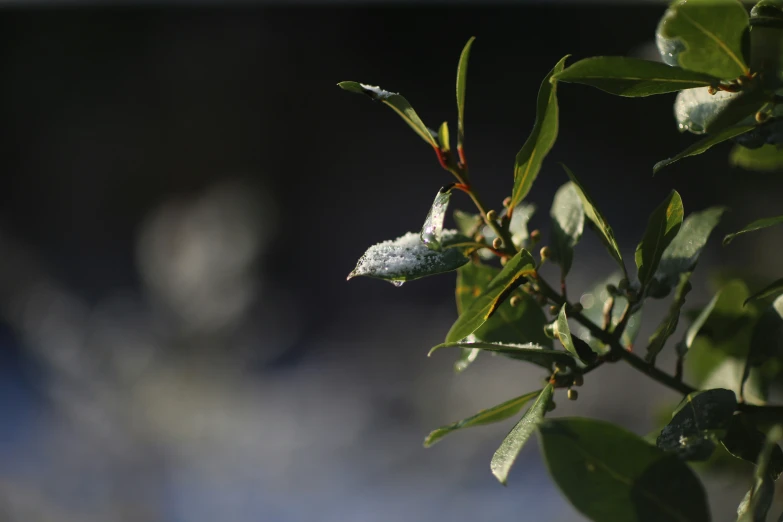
[456,36,475,149]
[737,426,783,522]
[445,250,536,343]
[423,389,541,448]
[653,207,727,295]
[338,81,438,148]
[683,288,722,351]
[635,190,684,290]
[437,121,450,152]
[654,125,755,174]
[491,384,553,485]
[657,388,737,461]
[509,56,568,209]
[724,214,783,245]
[554,305,597,363]
[563,165,626,277]
[746,278,783,305]
[656,0,749,80]
[552,56,721,97]
[348,232,468,285]
[647,273,693,364]
[550,182,585,277]
[731,144,783,172]
[429,341,577,370]
[421,187,452,250]
[742,295,783,394]
[539,417,710,522]
[722,414,783,480]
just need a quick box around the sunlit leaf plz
[675,87,740,134]
[656,0,749,79]
[555,305,597,363]
[724,214,783,245]
[654,125,755,174]
[429,341,576,369]
[657,388,737,461]
[731,144,783,171]
[338,81,438,148]
[423,389,541,448]
[636,190,684,290]
[456,36,475,149]
[563,165,626,277]
[445,250,536,343]
[491,384,553,485]
[540,417,710,522]
[550,182,584,277]
[421,186,452,250]
[437,121,450,152]
[509,56,568,209]
[745,278,783,304]
[553,56,721,96]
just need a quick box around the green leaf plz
[550,182,585,277]
[724,214,783,245]
[453,209,483,237]
[647,273,693,364]
[742,295,783,394]
[722,414,783,480]
[456,36,475,149]
[683,288,723,351]
[421,187,452,250]
[675,87,741,134]
[554,305,597,363]
[491,384,553,485]
[445,250,536,343]
[636,190,684,290]
[563,165,626,277]
[437,121,450,152]
[423,389,541,448]
[746,278,783,304]
[657,388,737,461]
[348,232,468,285]
[656,0,750,80]
[553,56,721,97]
[702,83,766,135]
[539,417,710,522]
[737,426,783,522]
[337,81,438,148]
[509,56,568,209]
[654,125,755,174]
[429,341,576,370]
[508,203,537,249]
[653,207,727,296]
[731,144,783,171]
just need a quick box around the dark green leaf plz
[657,388,737,461]
[654,125,755,174]
[421,187,452,250]
[423,389,541,448]
[429,341,576,369]
[722,414,783,480]
[337,81,438,148]
[746,278,783,305]
[491,384,553,485]
[656,0,750,80]
[445,250,536,343]
[731,144,783,171]
[553,56,721,96]
[743,295,783,394]
[437,121,450,152]
[636,190,684,289]
[737,426,783,522]
[647,273,693,364]
[724,214,783,245]
[539,417,710,522]
[509,56,568,209]
[550,182,584,277]
[563,165,626,277]
[653,207,727,295]
[456,36,475,149]
[348,232,469,285]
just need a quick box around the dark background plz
[0,5,780,521]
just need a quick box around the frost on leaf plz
[348,232,469,285]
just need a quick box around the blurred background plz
[0,4,782,521]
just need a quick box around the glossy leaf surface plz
[654,125,755,174]
[724,214,783,244]
[421,187,452,250]
[456,36,475,148]
[550,182,584,277]
[636,190,684,289]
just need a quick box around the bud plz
[756,110,769,123]
[486,210,497,222]
[539,246,551,260]
[502,197,512,208]
[572,374,584,387]
[543,323,556,338]
[707,85,717,95]
[510,295,521,307]
[618,278,629,292]
[567,388,579,401]
[554,363,567,373]
[546,400,557,412]
[475,234,485,243]
[530,229,541,244]
[500,256,508,266]
[492,237,503,250]
[549,305,558,315]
